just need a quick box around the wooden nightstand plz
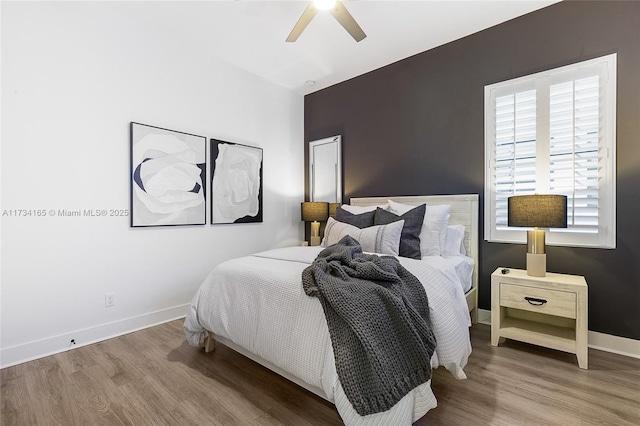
[491,267,588,369]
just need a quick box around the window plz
[485,54,616,248]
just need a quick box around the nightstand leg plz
[490,311,504,346]
[491,279,502,346]
[577,349,588,369]
[576,287,588,369]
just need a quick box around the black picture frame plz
[130,122,207,227]
[210,139,263,224]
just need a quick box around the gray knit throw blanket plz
[302,235,437,416]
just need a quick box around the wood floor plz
[1,320,639,425]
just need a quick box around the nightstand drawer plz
[500,283,576,319]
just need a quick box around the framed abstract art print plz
[130,122,206,227]
[210,139,263,224]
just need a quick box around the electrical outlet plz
[105,293,115,307]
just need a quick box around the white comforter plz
[184,246,471,425]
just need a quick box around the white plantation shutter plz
[549,76,600,233]
[494,90,537,229]
[485,54,616,248]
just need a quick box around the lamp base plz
[310,236,321,247]
[526,253,546,277]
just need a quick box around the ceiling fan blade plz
[286,4,318,42]
[330,1,366,42]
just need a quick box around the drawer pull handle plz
[525,297,547,306]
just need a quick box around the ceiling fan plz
[286,0,366,43]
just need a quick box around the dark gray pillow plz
[374,205,425,259]
[334,207,375,228]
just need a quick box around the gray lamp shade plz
[508,195,568,228]
[329,203,341,217]
[301,202,329,222]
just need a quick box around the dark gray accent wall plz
[304,1,640,340]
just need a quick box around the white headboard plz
[350,194,479,311]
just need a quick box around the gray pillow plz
[374,205,425,259]
[335,207,375,228]
[322,217,404,256]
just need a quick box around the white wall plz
[0,2,304,367]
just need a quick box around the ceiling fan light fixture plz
[286,0,366,43]
[313,0,336,11]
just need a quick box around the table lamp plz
[301,202,329,246]
[508,194,567,277]
[329,203,341,218]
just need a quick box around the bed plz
[184,194,479,425]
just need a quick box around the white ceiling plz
[117,0,560,95]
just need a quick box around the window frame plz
[484,54,616,249]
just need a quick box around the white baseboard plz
[477,309,640,359]
[588,330,640,359]
[477,308,492,325]
[0,304,189,369]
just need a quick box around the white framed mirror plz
[309,135,342,203]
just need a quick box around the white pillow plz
[322,217,404,256]
[340,203,388,214]
[443,224,467,256]
[388,200,451,256]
